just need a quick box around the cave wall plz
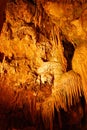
[0,0,87,130]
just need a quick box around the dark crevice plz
[62,39,75,71]
[5,54,14,64]
[80,95,86,126]
[0,0,7,34]
[0,52,4,63]
[53,107,62,130]
[27,0,36,5]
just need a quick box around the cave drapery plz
[0,0,87,130]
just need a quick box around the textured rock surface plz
[0,0,87,130]
[0,0,67,87]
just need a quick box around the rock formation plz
[0,0,87,130]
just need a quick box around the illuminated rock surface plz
[0,0,87,130]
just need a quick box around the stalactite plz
[72,42,87,102]
[52,70,83,110]
[0,0,87,129]
[50,25,67,72]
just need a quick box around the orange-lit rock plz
[0,0,87,130]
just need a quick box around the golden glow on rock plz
[0,0,87,129]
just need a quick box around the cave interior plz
[0,0,87,130]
